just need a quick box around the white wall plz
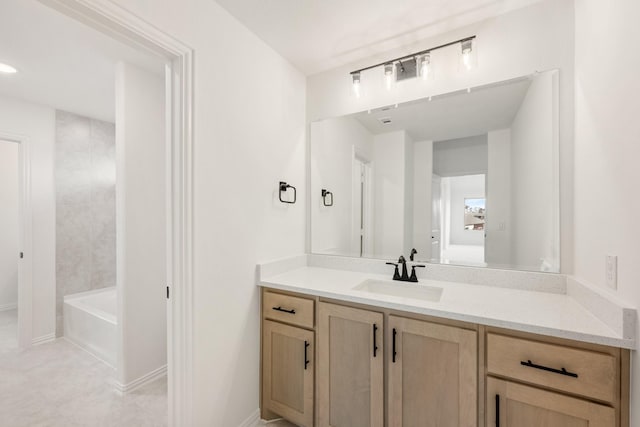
[0,141,19,310]
[115,62,166,385]
[412,140,433,261]
[104,1,306,424]
[307,0,575,272]
[0,95,56,342]
[574,0,640,423]
[446,174,485,246]
[373,131,409,259]
[510,72,557,271]
[403,132,414,257]
[433,135,488,177]
[485,129,511,265]
[310,116,373,256]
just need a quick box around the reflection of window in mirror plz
[464,198,485,231]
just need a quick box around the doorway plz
[0,0,194,424]
[439,174,486,265]
[352,155,373,257]
[0,139,20,350]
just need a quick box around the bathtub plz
[64,287,117,367]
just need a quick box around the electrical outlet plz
[606,255,618,290]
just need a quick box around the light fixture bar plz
[350,35,476,75]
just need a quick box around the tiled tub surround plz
[55,111,116,336]
[258,255,636,349]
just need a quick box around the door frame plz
[0,133,33,349]
[39,1,195,425]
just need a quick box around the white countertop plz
[260,266,635,349]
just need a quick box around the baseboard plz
[0,302,17,312]
[238,409,261,427]
[238,409,286,427]
[260,418,286,425]
[114,364,167,394]
[32,332,56,346]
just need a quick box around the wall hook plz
[321,189,334,207]
[279,181,296,204]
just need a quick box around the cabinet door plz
[487,377,615,427]
[318,302,384,427]
[263,320,314,427]
[388,315,477,427]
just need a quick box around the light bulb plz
[461,39,474,71]
[418,53,431,80]
[384,63,394,91]
[0,63,18,74]
[352,72,361,98]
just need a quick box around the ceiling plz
[0,0,164,123]
[352,77,531,142]
[215,0,543,75]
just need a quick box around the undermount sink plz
[353,279,443,302]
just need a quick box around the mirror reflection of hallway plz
[437,174,486,266]
[0,139,19,350]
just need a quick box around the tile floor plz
[1,309,299,426]
[0,310,168,426]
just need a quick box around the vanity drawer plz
[487,333,617,403]
[263,291,314,329]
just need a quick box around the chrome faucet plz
[386,255,426,282]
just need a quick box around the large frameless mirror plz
[310,69,560,272]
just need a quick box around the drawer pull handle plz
[272,306,296,314]
[520,359,578,378]
[304,340,310,370]
[495,394,500,427]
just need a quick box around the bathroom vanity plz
[258,257,634,427]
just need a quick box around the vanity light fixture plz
[352,71,361,98]
[383,63,394,91]
[461,38,474,71]
[0,62,18,74]
[418,53,432,80]
[349,35,476,94]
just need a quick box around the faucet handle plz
[386,262,401,281]
[409,265,426,282]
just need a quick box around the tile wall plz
[55,111,115,335]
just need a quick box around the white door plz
[0,140,20,349]
[431,174,442,261]
[352,156,372,257]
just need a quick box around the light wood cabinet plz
[388,315,477,427]
[487,333,617,403]
[486,330,627,427]
[487,377,615,427]
[260,287,629,427]
[318,302,384,427]
[264,291,315,329]
[262,320,314,427]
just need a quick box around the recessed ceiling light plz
[0,63,18,74]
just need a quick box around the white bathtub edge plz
[64,287,117,325]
